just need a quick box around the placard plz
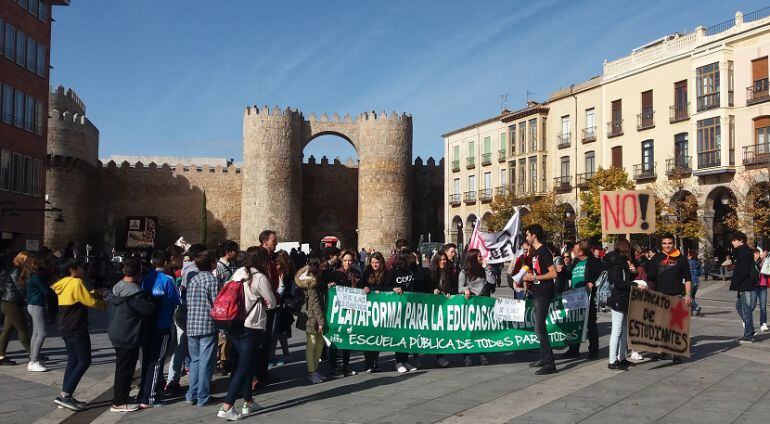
[335,286,368,312]
[493,297,526,322]
[600,190,655,235]
[627,286,691,357]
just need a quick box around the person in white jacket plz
[217,247,276,421]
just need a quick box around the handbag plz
[761,256,770,275]
[295,312,308,331]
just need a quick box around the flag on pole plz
[468,208,522,264]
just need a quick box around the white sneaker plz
[761,323,769,332]
[110,404,139,413]
[217,406,241,421]
[396,362,408,373]
[437,358,450,368]
[630,351,643,361]
[405,362,418,372]
[27,361,47,372]
[241,402,261,416]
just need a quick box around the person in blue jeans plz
[186,250,221,406]
[688,249,702,316]
[753,249,768,332]
[730,232,757,343]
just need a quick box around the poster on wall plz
[126,216,158,248]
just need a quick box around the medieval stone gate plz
[240,106,413,253]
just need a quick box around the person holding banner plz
[605,238,641,370]
[429,251,456,368]
[458,249,496,366]
[563,240,603,359]
[326,251,361,377]
[387,250,419,373]
[521,225,558,375]
[361,251,390,373]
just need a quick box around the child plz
[51,258,106,412]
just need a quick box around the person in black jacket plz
[522,225,558,375]
[730,231,757,343]
[0,252,31,365]
[605,238,643,371]
[326,250,361,377]
[563,239,603,359]
[388,251,419,373]
[107,258,155,413]
[360,252,390,373]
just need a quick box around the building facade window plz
[1,84,12,124]
[500,132,506,155]
[483,171,491,189]
[528,118,537,151]
[500,169,507,187]
[528,157,537,193]
[518,158,526,193]
[696,62,720,111]
[13,90,23,128]
[697,117,721,168]
[24,94,34,132]
[560,156,570,177]
[585,108,595,139]
[612,146,623,168]
[0,150,10,190]
[641,140,654,172]
[468,175,476,193]
[519,121,526,154]
[4,23,15,60]
[560,115,570,146]
[15,30,25,66]
[508,124,516,155]
[674,133,689,164]
[26,38,36,72]
[453,178,460,195]
[585,151,595,174]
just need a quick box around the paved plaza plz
[0,278,769,424]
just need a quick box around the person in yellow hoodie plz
[51,258,106,412]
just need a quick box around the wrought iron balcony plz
[516,183,526,196]
[482,153,492,166]
[463,191,477,204]
[451,160,460,172]
[581,127,596,143]
[498,149,506,162]
[633,162,657,180]
[466,156,475,169]
[697,92,720,112]
[479,188,493,203]
[448,194,461,206]
[637,108,655,130]
[494,185,508,198]
[697,150,721,169]
[607,119,623,138]
[669,103,690,123]
[576,172,595,188]
[553,176,572,193]
[557,133,571,149]
[746,79,770,105]
[665,156,692,177]
[743,143,770,166]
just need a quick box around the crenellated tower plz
[44,86,100,250]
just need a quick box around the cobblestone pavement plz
[1,279,768,424]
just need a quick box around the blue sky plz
[50,0,768,163]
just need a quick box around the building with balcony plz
[0,0,69,252]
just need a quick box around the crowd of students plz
[0,225,768,420]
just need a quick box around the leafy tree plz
[487,191,521,232]
[578,167,635,240]
[649,171,705,248]
[487,190,570,245]
[724,170,770,244]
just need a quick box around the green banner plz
[324,287,588,354]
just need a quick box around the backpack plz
[594,270,612,308]
[210,279,259,329]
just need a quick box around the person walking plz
[217,247,276,421]
[522,224,557,375]
[0,252,32,366]
[22,253,51,372]
[359,248,368,271]
[51,258,106,411]
[688,249,703,316]
[253,230,280,388]
[186,250,220,407]
[360,251,390,372]
[138,250,181,408]
[757,249,769,333]
[604,239,640,370]
[107,259,155,413]
[458,249,495,366]
[295,257,328,384]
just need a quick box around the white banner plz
[561,288,589,311]
[335,286,368,312]
[493,297,526,322]
[468,208,522,264]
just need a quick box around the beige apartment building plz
[444,7,770,255]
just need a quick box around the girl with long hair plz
[605,238,643,370]
[360,251,389,372]
[270,251,295,367]
[0,252,31,366]
[387,250,419,373]
[458,249,495,366]
[430,251,457,368]
[22,253,51,372]
[295,257,327,384]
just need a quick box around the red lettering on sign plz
[602,194,620,230]
[622,194,638,227]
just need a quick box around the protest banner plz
[599,190,655,235]
[627,286,691,357]
[336,286,368,312]
[468,208,522,264]
[325,287,589,354]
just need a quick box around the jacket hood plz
[294,266,318,289]
[51,277,72,295]
[110,281,142,305]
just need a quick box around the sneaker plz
[396,362,408,373]
[528,361,544,368]
[629,351,644,361]
[54,396,84,412]
[411,358,422,368]
[164,382,182,394]
[437,358,450,368]
[739,337,755,344]
[241,402,261,416]
[479,354,489,366]
[308,373,324,384]
[217,406,241,421]
[695,306,702,316]
[27,361,47,372]
[343,369,357,376]
[0,357,17,366]
[110,404,139,413]
[405,362,418,372]
[535,367,557,375]
[762,323,769,333]
[71,398,88,410]
[607,362,627,371]
[464,357,472,367]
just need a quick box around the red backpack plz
[210,279,259,329]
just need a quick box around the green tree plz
[649,171,705,246]
[578,167,635,240]
[521,190,570,246]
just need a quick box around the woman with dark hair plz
[326,250,361,377]
[430,251,456,368]
[270,251,295,367]
[605,238,643,370]
[295,257,327,384]
[360,251,389,372]
[51,258,106,411]
[23,253,51,372]
[0,252,31,366]
[218,247,276,420]
[387,250,419,373]
[458,248,495,366]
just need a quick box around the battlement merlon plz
[99,159,242,175]
[49,85,86,115]
[243,105,304,119]
[243,105,412,124]
[48,109,99,134]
